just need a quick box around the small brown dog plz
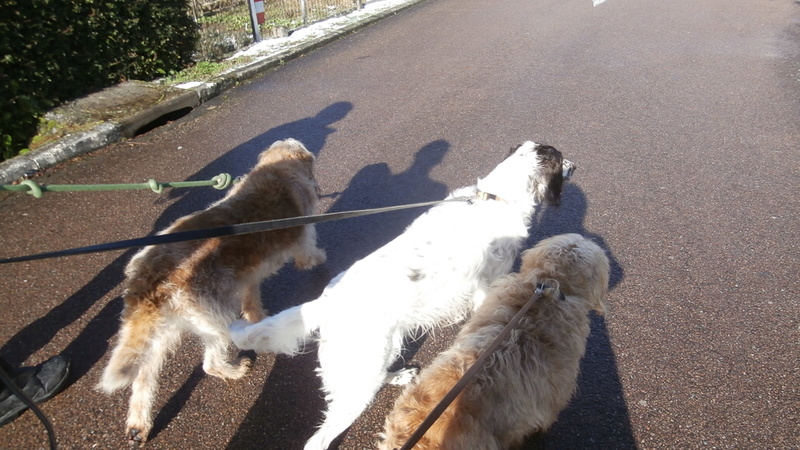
[379,233,609,450]
[97,138,326,446]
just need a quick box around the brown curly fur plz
[379,234,609,450]
[97,138,326,445]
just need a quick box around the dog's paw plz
[242,307,267,323]
[227,356,254,378]
[385,367,419,386]
[127,427,147,448]
[229,319,255,348]
[294,248,327,270]
[204,356,252,380]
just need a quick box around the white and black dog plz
[230,141,575,450]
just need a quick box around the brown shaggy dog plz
[97,138,326,445]
[379,233,609,450]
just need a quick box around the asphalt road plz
[1,0,798,448]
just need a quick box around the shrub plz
[0,0,198,161]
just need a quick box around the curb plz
[0,123,123,185]
[0,0,423,187]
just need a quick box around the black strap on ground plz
[397,283,549,450]
[0,197,471,265]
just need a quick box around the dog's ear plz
[507,143,524,158]
[585,243,610,315]
[533,145,566,206]
[589,294,607,315]
[545,171,564,206]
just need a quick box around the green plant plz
[0,0,198,161]
[198,7,250,29]
[165,54,258,85]
[167,60,227,83]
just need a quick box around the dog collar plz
[536,282,566,301]
[475,190,504,202]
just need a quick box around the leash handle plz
[398,283,548,450]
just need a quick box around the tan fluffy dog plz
[97,138,326,446]
[379,233,609,450]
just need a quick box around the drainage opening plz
[133,107,194,137]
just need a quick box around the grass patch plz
[164,56,256,85]
[29,117,103,151]
[198,6,251,29]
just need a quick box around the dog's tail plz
[96,292,163,393]
[230,296,330,356]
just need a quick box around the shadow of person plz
[527,183,624,288]
[258,139,452,314]
[153,100,354,227]
[0,101,354,436]
[226,140,451,449]
[520,183,635,449]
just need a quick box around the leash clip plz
[536,281,565,300]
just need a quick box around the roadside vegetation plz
[0,0,196,161]
[0,0,361,161]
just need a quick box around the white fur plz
[378,234,611,450]
[230,141,574,450]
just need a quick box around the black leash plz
[398,283,551,450]
[0,197,472,265]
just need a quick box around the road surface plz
[0,0,797,448]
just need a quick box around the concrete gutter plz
[0,0,423,186]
